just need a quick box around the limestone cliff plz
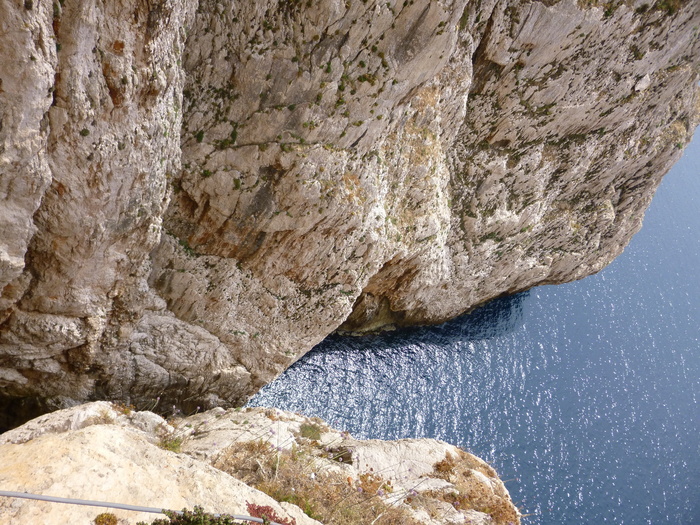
[1,0,699,415]
[0,402,520,525]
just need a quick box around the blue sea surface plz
[250,133,700,524]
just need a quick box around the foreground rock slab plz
[0,402,520,524]
[0,403,320,525]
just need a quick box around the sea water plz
[250,133,700,524]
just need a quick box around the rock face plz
[1,0,699,412]
[0,402,520,525]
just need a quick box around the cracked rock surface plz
[0,402,519,524]
[1,0,699,415]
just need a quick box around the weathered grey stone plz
[0,0,698,411]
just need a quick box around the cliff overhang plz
[0,0,698,418]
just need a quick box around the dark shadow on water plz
[313,291,530,356]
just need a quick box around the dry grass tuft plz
[428,452,520,524]
[213,439,422,525]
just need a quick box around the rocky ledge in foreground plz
[0,402,520,525]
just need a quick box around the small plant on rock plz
[246,502,296,525]
[138,506,240,524]
[158,435,183,453]
[298,422,322,441]
[94,513,118,525]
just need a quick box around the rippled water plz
[250,134,700,524]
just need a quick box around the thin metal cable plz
[0,491,284,524]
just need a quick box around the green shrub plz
[158,436,183,453]
[138,506,240,525]
[298,422,322,441]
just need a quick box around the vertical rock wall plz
[0,0,698,415]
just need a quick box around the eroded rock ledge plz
[0,402,521,525]
[1,0,699,413]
